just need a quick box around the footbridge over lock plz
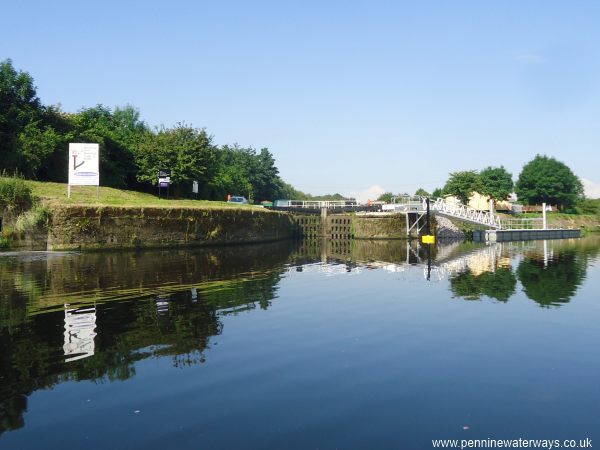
[382,196,501,230]
[272,196,503,239]
[383,196,581,241]
[270,196,580,241]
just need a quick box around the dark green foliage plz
[479,166,513,201]
[377,192,395,203]
[306,193,349,201]
[135,124,217,195]
[70,105,148,187]
[415,188,430,197]
[0,59,305,202]
[516,155,584,210]
[0,59,46,176]
[443,170,481,204]
[577,198,600,215]
[0,176,33,211]
[517,252,586,306]
[449,268,517,302]
[277,181,307,200]
[207,145,282,202]
[431,187,444,198]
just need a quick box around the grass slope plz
[19,179,256,210]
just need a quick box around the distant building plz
[444,192,516,212]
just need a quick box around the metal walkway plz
[383,196,502,229]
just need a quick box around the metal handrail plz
[430,198,502,229]
[385,196,503,229]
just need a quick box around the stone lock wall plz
[46,206,299,251]
[293,212,435,239]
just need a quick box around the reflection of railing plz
[433,243,505,279]
[63,305,97,362]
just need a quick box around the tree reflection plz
[517,251,587,307]
[0,243,293,436]
[450,268,517,302]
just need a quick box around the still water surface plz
[1,237,599,449]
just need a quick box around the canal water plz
[1,237,599,449]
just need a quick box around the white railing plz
[275,200,357,209]
[430,198,502,229]
[497,217,544,230]
[386,196,503,229]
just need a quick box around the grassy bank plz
[1,178,256,210]
[0,178,283,250]
[520,212,600,232]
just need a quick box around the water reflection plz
[517,251,587,307]
[0,243,293,436]
[63,305,97,362]
[445,238,600,305]
[1,236,599,439]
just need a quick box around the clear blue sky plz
[2,0,599,200]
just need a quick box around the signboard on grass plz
[158,169,171,188]
[69,143,100,186]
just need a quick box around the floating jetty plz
[474,228,581,243]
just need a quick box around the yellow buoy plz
[421,235,435,244]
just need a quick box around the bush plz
[0,176,33,211]
[577,198,600,216]
[14,204,50,232]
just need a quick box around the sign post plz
[157,169,171,198]
[68,143,100,198]
[192,180,198,199]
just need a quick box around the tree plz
[516,155,583,210]
[431,187,444,198]
[479,166,513,201]
[415,188,430,197]
[135,124,217,194]
[377,192,395,203]
[71,105,148,187]
[277,181,307,200]
[0,59,46,175]
[443,170,481,204]
[249,148,281,202]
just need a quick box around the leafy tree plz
[0,59,47,175]
[516,155,583,210]
[377,192,394,203]
[135,124,217,194]
[209,146,254,200]
[479,166,513,201]
[16,122,62,178]
[0,60,314,200]
[249,148,281,202]
[309,193,350,201]
[277,181,307,199]
[208,145,287,202]
[415,188,430,197]
[431,187,444,198]
[30,106,73,182]
[71,105,148,187]
[443,170,481,204]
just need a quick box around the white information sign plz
[69,143,100,186]
[192,180,199,194]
